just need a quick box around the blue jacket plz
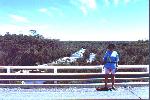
[103,50,119,69]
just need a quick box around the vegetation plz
[0,33,149,66]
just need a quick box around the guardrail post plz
[102,67,105,74]
[147,66,149,72]
[7,67,10,73]
[54,67,57,84]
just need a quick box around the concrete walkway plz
[0,86,149,100]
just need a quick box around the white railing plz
[0,65,149,74]
[0,65,149,88]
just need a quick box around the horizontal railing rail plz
[0,72,149,78]
[0,65,149,72]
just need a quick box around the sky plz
[0,0,149,41]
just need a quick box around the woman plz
[103,43,119,90]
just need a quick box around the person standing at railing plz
[102,43,119,90]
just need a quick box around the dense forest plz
[0,33,149,66]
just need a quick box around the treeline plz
[61,41,149,65]
[0,33,76,66]
[0,34,149,66]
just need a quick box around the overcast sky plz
[0,0,149,41]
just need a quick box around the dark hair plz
[107,44,116,49]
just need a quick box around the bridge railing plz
[0,65,149,88]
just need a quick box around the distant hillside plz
[0,33,149,66]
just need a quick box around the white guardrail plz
[0,65,149,88]
[0,65,149,73]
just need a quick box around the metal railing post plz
[7,66,10,73]
[54,67,57,84]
